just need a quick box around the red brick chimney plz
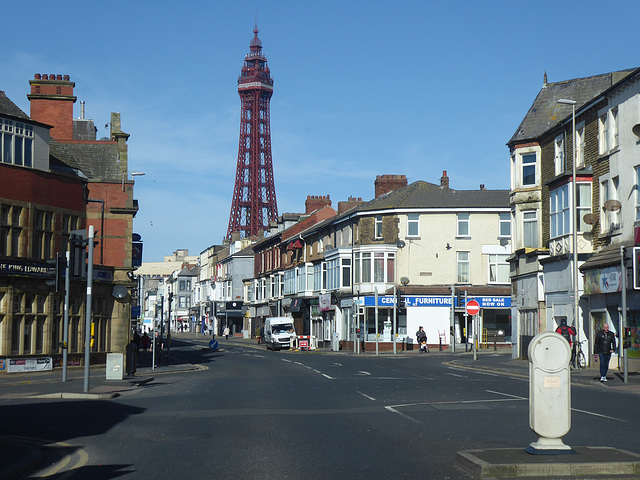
[305,195,331,214]
[374,175,407,198]
[440,171,450,189]
[28,73,77,141]
[337,196,364,214]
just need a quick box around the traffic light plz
[69,231,87,278]
[456,289,464,308]
[397,290,406,314]
[45,255,66,292]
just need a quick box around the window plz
[522,153,536,186]
[523,211,538,248]
[550,184,570,238]
[489,254,509,284]
[1,119,34,167]
[598,114,609,154]
[457,251,470,283]
[499,213,511,238]
[611,107,619,149]
[554,136,565,175]
[601,178,620,232]
[342,258,351,287]
[374,215,383,239]
[457,213,469,237]
[354,251,395,284]
[577,182,592,233]
[0,204,23,257]
[33,210,54,260]
[576,126,585,167]
[407,213,419,237]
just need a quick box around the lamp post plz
[557,99,579,348]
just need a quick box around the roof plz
[49,141,121,181]
[579,241,634,271]
[359,180,510,211]
[0,91,30,120]
[508,69,637,146]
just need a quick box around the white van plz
[264,317,296,351]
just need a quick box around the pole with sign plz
[466,299,480,360]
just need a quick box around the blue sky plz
[3,1,639,261]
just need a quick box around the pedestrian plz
[555,319,577,366]
[594,323,616,382]
[223,326,230,339]
[141,332,151,354]
[555,319,577,346]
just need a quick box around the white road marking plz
[486,390,526,400]
[385,406,421,424]
[357,391,376,401]
[445,372,466,378]
[571,408,625,422]
[358,371,372,376]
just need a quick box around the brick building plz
[0,74,140,371]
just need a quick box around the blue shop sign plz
[363,295,510,308]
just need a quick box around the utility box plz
[106,353,124,380]
[526,331,573,453]
[331,332,340,351]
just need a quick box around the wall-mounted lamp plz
[122,171,146,190]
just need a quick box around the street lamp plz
[557,99,579,347]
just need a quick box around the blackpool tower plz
[226,25,278,239]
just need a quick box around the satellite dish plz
[632,124,640,138]
[400,277,410,286]
[583,213,597,225]
[112,285,129,299]
[603,199,622,212]
[396,240,406,248]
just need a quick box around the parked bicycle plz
[571,340,587,369]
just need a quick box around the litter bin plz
[125,341,137,376]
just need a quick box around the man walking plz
[594,323,616,382]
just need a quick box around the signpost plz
[466,299,480,360]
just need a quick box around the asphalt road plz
[3,336,640,480]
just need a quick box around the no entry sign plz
[466,299,480,316]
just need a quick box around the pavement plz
[1,336,639,479]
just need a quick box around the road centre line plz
[445,372,466,378]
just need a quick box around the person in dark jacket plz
[594,323,616,382]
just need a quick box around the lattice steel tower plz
[226,25,278,240]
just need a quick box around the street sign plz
[466,299,480,316]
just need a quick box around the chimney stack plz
[337,196,364,214]
[28,73,76,141]
[374,175,407,198]
[440,171,450,189]
[305,195,332,214]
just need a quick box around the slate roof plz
[359,180,510,211]
[0,91,30,120]
[579,241,635,271]
[49,141,121,181]
[508,69,637,146]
